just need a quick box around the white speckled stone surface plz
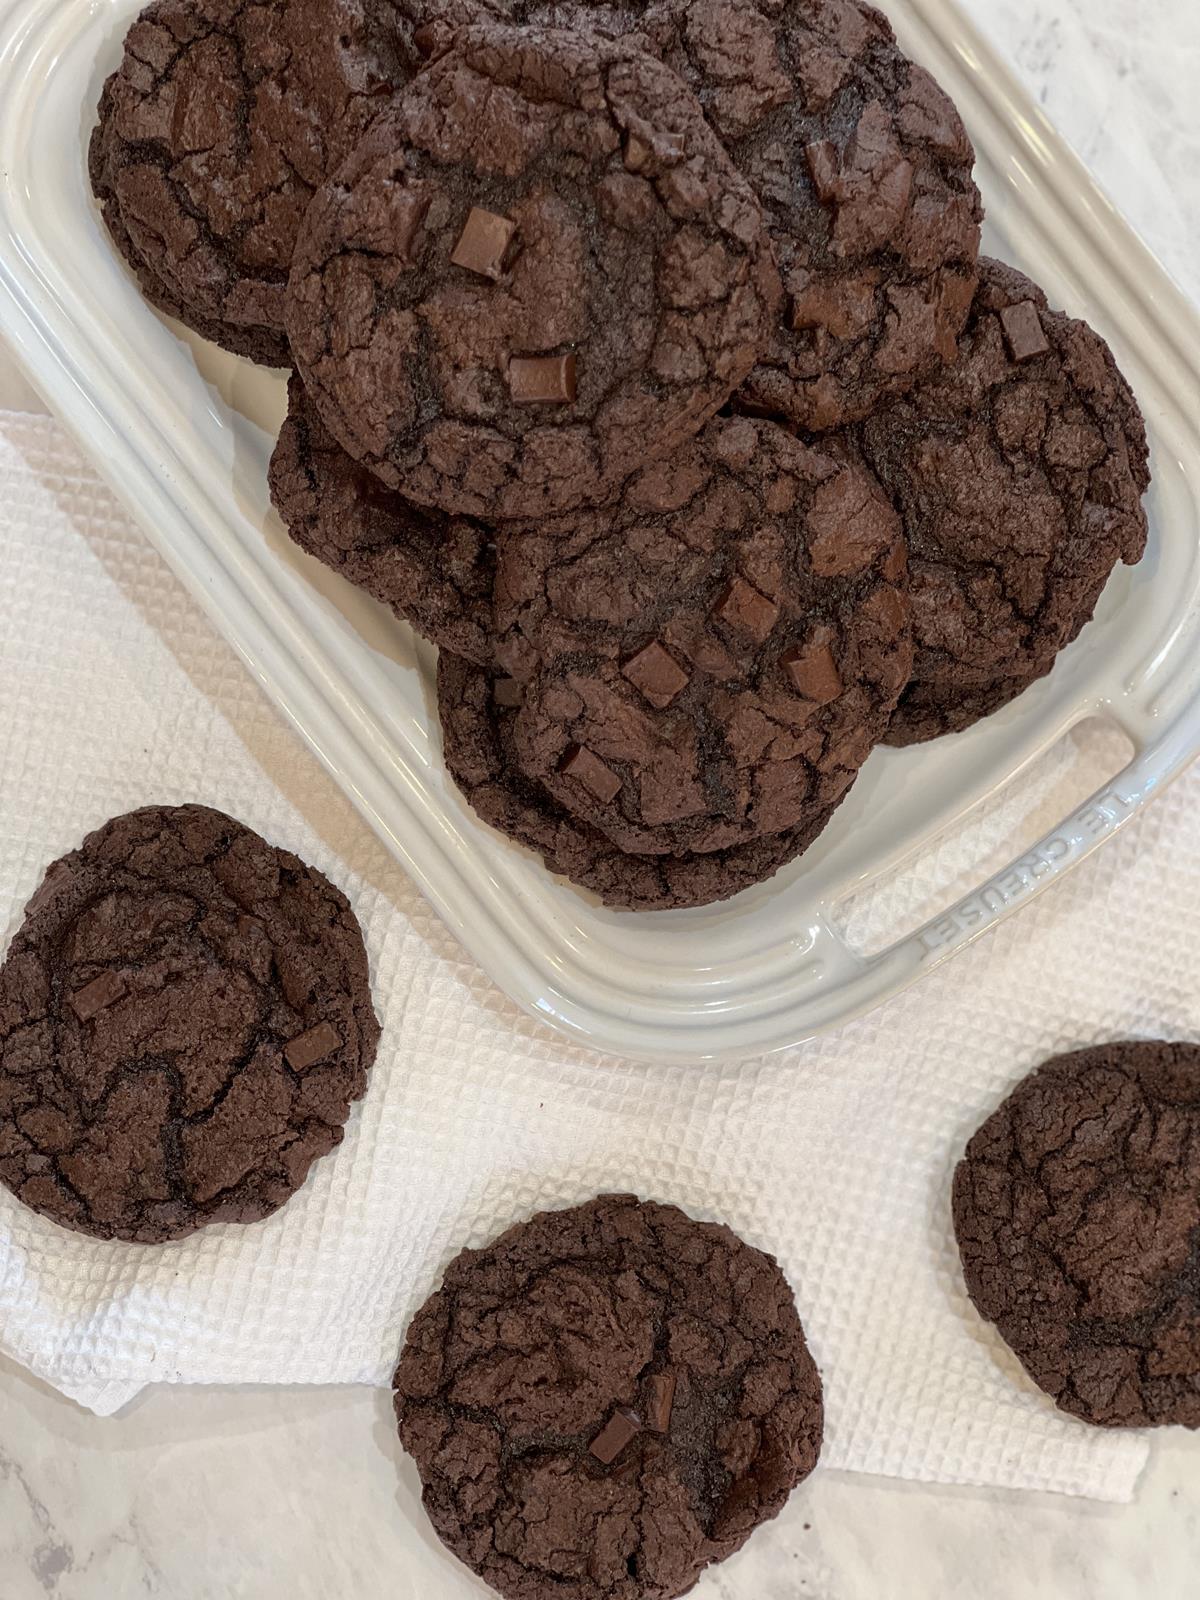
[2,1,1199,1595]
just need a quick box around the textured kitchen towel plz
[0,409,1162,1504]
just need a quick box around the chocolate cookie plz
[439,652,847,910]
[285,22,781,519]
[487,415,910,856]
[394,1193,823,1599]
[644,0,983,431]
[0,805,380,1243]
[90,76,290,365]
[269,373,496,663]
[91,0,427,364]
[953,1042,1200,1430]
[860,259,1151,746]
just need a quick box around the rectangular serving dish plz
[1,0,1198,1062]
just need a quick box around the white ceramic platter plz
[1,0,1198,1062]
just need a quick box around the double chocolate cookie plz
[91,0,427,363]
[285,22,781,518]
[439,652,847,910]
[0,805,379,1243]
[953,1042,1200,1430]
[861,258,1151,746]
[91,76,291,365]
[394,1193,823,1599]
[269,374,496,663]
[650,0,983,430]
[490,415,911,856]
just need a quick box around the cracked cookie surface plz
[285,22,781,519]
[860,259,1151,746]
[487,415,910,856]
[90,73,291,364]
[269,373,496,663]
[439,652,846,909]
[0,805,379,1243]
[953,1042,1200,1430]
[409,0,652,52]
[90,0,426,362]
[394,1192,823,1599]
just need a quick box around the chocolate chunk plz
[493,677,524,708]
[999,300,1050,363]
[560,745,622,804]
[70,969,127,1022]
[621,641,690,709]
[805,140,841,204]
[508,354,577,406]
[25,863,74,919]
[284,1021,343,1071]
[412,21,441,57]
[645,1371,676,1433]
[623,133,652,173]
[610,1448,644,1484]
[389,190,432,264]
[712,576,779,643]
[450,206,518,280]
[882,538,908,583]
[589,1405,641,1464]
[781,633,843,704]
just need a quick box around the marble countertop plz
[2,1,1199,1596]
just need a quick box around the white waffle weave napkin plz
[0,408,1168,1502]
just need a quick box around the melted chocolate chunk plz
[69,969,128,1022]
[284,1021,343,1072]
[645,1371,677,1433]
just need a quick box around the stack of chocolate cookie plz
[92,0,1152,911]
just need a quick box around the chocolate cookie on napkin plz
[0,805,379,1243]
[394,1193,823,1599]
